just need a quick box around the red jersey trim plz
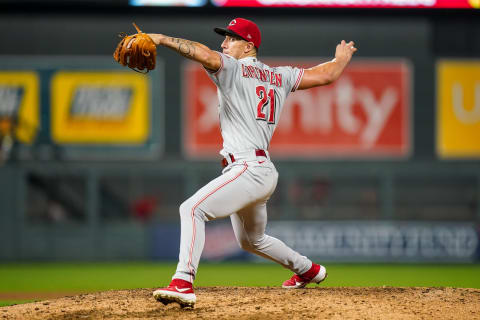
[291,68,304,92]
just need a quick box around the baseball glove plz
[113,23,157,73]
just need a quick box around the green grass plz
[0,300,35,307]
[0,262,479,307]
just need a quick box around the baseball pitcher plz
[146,18,357,308]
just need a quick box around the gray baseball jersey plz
[173,53,312,284]
[207,53,304,158]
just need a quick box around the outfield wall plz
[0,7,479,262]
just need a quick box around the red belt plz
[221,149,267,168]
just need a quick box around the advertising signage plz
[130,0,207,6]
[183,59,411,159]
[211,0,479,8]
[436,60,480,159]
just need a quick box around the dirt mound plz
[1,287,479,319]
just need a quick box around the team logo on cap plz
[229,19,236,26]
[247,34,252,39]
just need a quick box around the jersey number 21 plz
[255,85,276,124]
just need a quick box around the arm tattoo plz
[169,37,197,59]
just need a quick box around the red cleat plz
[282,263,327,289]
[153,278,196,308]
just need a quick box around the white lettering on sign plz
[280,76,398,148]
[452,83,480,124]
[336,78,360,134]
[70,87,132,120]
[357,86,397,148]
[0,87,22,116]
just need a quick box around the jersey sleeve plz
[276,66,304,93]
[205,52,238,89]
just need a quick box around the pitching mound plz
[1,287,479,319]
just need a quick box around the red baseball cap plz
[214,18,261,49]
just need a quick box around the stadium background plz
[0,0,479,303]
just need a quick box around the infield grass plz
[1,262,479,306]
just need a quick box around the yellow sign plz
[0,72,39,144]
[437,61,480,158]
[469,0,480,9]
[51,72,150,144]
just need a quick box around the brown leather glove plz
[113,23,157,73]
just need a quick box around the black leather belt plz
[221,149,267,168]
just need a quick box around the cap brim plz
[214,27,246,42]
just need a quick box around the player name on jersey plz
[242,64,283,87]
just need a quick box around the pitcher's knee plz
[179,199,196,219]
[251,235,267,250]
[179,198,208,221]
